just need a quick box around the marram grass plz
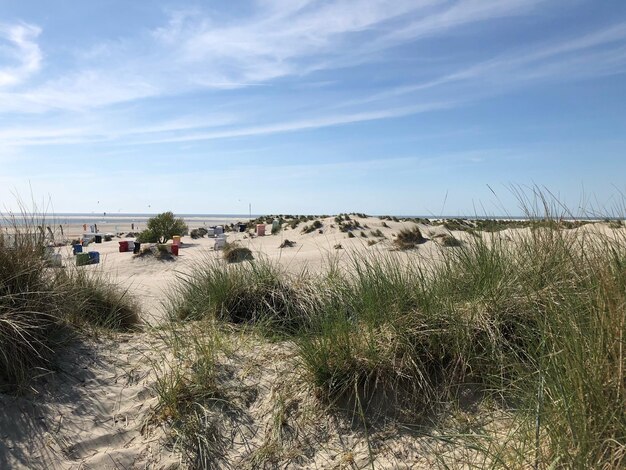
[1,212,140,391]
[165,216,625,468]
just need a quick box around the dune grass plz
[0,212,140,391]
[151,321,242,468]
[162,204,625,468]
[394,225,426,249]
[222,242,254,263]
[168,255,322,335]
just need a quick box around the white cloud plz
[2,1,625,153]
[0,1,548,113]
[0,100,454,147]
[335,21,626,108]
[122,101,456,145]
[0,22,42,87]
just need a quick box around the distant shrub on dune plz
[190,227,208,239]
[223,243,253,263]
[393,226,426,250]
[301,220,322,234]
[437,234,463,247]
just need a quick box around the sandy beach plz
[1,214,624,469]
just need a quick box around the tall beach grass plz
[161,201,625,468]
[0,210,140,391]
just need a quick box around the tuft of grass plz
[1,224,65,389]
[152,321,244,468]
[222,242,254,263]
[190,227,208,239]
[393,225,426,250]
[134,245,175,261]
[279,239,296,248]
[437,234,463,247]
[56,268,140,330]
[168,257,322,335]
[301,220,323,234]
[1,208,140,390]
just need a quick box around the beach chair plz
[214,235,227,250]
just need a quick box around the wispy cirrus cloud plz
[0,100,454,147]
[334,20,626,109]
[0,22,42,87]
[2,0,625,156]
[0,0,550,114]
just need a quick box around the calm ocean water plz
[0,213,258,227]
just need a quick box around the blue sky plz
[1,0,626,216]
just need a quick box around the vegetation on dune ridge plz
[161,195,626,469]
[393,225,426,249]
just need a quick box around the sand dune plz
[1,215,621,468]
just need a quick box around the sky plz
[1,0,626,216]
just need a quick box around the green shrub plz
[141,211,188,244]
[136,228,159,243]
